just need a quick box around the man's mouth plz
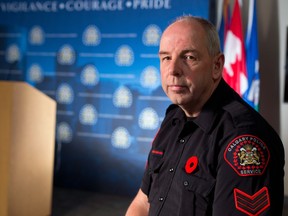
[169,85,186,91]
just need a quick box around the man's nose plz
[168,58,182,76]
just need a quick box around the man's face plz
[159,20,221,116]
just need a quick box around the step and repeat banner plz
[0,0,210,195]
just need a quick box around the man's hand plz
[125,189,149,216]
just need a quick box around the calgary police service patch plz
[224,134,270,176]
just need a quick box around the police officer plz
[125,15,285,216]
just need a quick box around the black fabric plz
[141,79,284,216]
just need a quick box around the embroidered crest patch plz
[224,134,270,176]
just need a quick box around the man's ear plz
[212,53,225,80]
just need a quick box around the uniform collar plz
[193,79,233,133]
[169,79,234,132]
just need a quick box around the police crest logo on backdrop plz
[0,0,210,194]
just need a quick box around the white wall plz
[278,0,288,196]
[250,0,288,196]
[257,0,287,195]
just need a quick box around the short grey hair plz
[172,15,221,57]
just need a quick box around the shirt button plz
[179,139,185,143]
[183,181,189,187]
[169,168,174,172]
[159,197,164,202]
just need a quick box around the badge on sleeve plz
[234,187,270,216]
[224,134,270,176]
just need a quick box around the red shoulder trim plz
[151,150,163,155]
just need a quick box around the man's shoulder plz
[222,100,267,129]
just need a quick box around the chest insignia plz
[185,156,198,174]
[224,134,270,176]
[234,187,270,215]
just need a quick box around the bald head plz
[163,15,221,57]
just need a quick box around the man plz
[126,15,284,216]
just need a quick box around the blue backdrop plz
[0,0,211,196]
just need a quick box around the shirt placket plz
[156,121,195,215]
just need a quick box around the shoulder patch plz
[224,134,270,176]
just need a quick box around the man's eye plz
[185,55,196,60]
[161,56,171,61]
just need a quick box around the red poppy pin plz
[185,156,198,174]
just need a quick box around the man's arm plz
[125,189,150,216]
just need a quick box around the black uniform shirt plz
[141,79,284,216]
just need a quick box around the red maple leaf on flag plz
[223,0,248,96]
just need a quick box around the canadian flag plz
[223,0,248,96]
